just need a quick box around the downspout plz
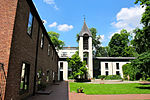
[33,24,40,95]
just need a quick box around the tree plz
[48,31,65,50]
[90,28,102,56]
[108,29,135,57]
[67,52,87,79]
[134,0,150,52]
[96,46,109,57]
[132,28,147,54]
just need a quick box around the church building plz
[58,20,135,81]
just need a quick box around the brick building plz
[0,0,59,100]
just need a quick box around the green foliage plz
[67,52,87,79]
[147,78,150,81]
[109,29,135,57]
[98,75,106,80]
[122,63,140,81]
[48,31,65,50]
[105,75,122,80]
[122,51,150,80]
[96,46,109,57]
[131,51,150,80]
[134,0,150,53]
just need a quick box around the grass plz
[70,82,150,95]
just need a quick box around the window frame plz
[105,63,108,70]
[116,63,119,70]
[40,33,44,49]
[106,71,109,76]
[60,62,63,69]
[27,11,34,37]
[20,62,30,94]
[48,44,50,56]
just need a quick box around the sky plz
[32,0,145,47]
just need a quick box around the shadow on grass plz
[136,84,150,90]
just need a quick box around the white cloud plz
[100,35,104,42]
[48,22,57,27]
[43,20,47,25]
[43,0,59,10]
[109,5,145,39]
[112,5,145,31]
[43,0,55,4]
[57,24,74,32]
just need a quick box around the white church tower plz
[79,19,93,78]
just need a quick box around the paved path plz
[69,93,150,100]
[26,81,150,100]
[26,81,68,100]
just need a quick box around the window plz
[83,34,89,50]
[48,44,50,56]
[62,52,67,57]
[116,71,120,75]
[20,62,30,93]
[60,62,63,69]
[116,63,119,69]
[27,12,33,36]
[46,70,50,82]
[40,34,44,48]
[106,71,109,75]
[52,50,54,60]
[105,63,108,70]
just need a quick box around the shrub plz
[98,75,106,80]
[105,75,122,80]
[147,78,150,81]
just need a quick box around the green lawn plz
[70,82,150,95]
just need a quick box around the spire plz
[79,17,92,37]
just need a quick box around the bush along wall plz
[98,75,122,80]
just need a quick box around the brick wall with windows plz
[0,0,59,100]
[0,0,19,100]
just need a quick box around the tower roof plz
[79,20,92,37]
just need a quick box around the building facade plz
[0,0,58,100]
[58,21,135,81]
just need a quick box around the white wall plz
[101,61,130,78]
[58,61,68,81]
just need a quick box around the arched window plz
[83,34,89,50]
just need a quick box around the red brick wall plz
[0,0,59,100]
[0,0,18,100]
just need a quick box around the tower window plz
[83,34,89,50]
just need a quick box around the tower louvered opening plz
[83,34,89,50]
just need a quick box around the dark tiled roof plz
[95,57,136,60]
[79,20,92,37]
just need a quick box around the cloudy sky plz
[32,0,145,47]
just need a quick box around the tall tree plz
[48,31,65,50]
[134,0,150,52]
[67,52,87,79]
[108,29,134,57]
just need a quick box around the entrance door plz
[60,71,63,81]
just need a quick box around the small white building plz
[57,20,135,81]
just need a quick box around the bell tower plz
[79,19,93,78]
